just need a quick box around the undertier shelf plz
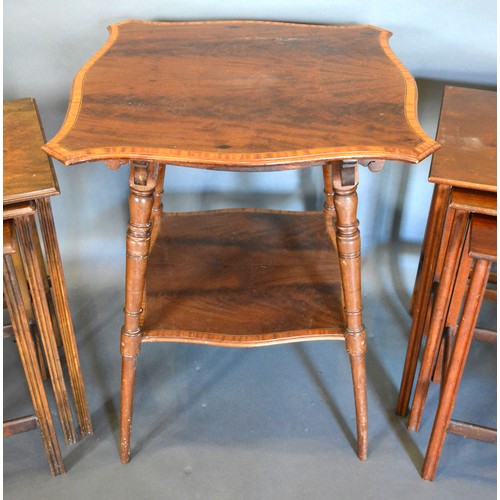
[141,209,346,346]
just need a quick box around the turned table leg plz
[120,161,158,464]
[331,160,368,460]
[140,163,166,327]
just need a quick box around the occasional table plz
[43,20,438,464]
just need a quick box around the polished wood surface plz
[3,219,65,476]
[429,86,496,192]
[4,99,59,204]
[407,185,497,431]
[2,201,36,221]
[469,214,497,261]
[330,161,368,460]
[3,415,38,438]
[447,420,496,443]
[3,98,93,474]
[42,21,437,465]
[449,188,497,216]
[421,214,496,480]
[43,20,438,168]
[14,215,77,444]
[396,87,497,419]
[142,209,345,344]
[36,197,93,436]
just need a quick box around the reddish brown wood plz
[2,202,36,220]
[469,214,497,260]
[14,215,77,445]
[432,230,472,383]
[4,97,92,446]
[3,221,65,476]
[142,209,345,344]
[407,208,469,431]
[396,184,451,415]
[150,163,166,249]
[429,87,496,193]
[450,189,497,216]
[422,257,492,480]
[331,161,368,460]
[322,164,335,215]
[120,161,159,463]
[447,420,496,443]
[3,415,38,437]
[4,210,48,379]
[42,21,437,465]
[431,230,472,384]
[36,197,93,436]
[3,99,60,204]
[397,87,497,420]
[43,21,438,168]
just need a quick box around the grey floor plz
[3,197,497,499]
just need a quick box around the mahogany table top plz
[43,20,438,169]
[4,98,60,204]
[429,86,496,192]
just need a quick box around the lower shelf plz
[141,209,346,347]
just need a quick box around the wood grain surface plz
[449,188,497,216]
[141,209,345,346]
[43,20,438,168]
[429,86,497,192]
[469,214,497,261]
[4,99,59,204]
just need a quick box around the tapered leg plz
[422,258,491,480]
[331,160,368,460]
[15,215,77,445]
[407,209,469,431]
[10,229,48,379]
[36,197,93,436]
[396,184,451,416]
[432,230,471,384]
[120,161,159,464]
[4,243,65,476]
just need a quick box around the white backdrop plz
[4,1,496,261]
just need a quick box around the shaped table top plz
[43,20,438,170]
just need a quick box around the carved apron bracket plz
[359,159,385,172]
[103,159,128,170]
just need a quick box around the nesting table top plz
[429,86,496,192]
[4,98,59,204]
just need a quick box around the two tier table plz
[43,20,438,463]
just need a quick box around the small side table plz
[396,86,497,421]
[43,20,438,464]
[3,98,92,473]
